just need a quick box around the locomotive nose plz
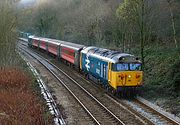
[117,71,142,87]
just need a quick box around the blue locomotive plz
[80,47,142,95]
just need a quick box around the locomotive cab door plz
[108,62,112,83]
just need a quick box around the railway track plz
[54,56,180,125]
[126,97,180,125]
[104,94,180,125]
[18,45,126,125]
[20,56,66,125]
[18,40,180,125]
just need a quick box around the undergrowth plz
[0,68,53,125]
[142,44,180,99]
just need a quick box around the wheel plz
[105,85,110,91]
[112,89,117,96]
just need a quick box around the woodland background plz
[0,0,179,113]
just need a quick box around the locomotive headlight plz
[128,75,131,78]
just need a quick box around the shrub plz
[0,68,30,90]
[166,60,180,96]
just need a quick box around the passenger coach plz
[60,42,84,68]
[47,39,61,56]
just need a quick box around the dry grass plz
[0,68,30,90]
[0,68,52,125]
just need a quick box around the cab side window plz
[112,64,117,71]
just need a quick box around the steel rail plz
[135,97,180,125]
[18,49,66,125]
[18,46,125,125]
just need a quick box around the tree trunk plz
[140,0,145,70]
[167,0,178,49]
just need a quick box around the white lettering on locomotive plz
[85,53,90,71]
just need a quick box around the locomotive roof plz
[32,37,40,40]
[28,35,34,39]
[81,46,141,63]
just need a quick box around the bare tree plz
[116,0,147,70]
[0,0,18,66]
[167,0,178,49]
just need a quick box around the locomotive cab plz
[108,56,143,93]
[27,35,34,47]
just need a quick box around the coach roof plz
[61,42,85,51]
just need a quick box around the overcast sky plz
[18,0,37,7]
[20,0,36,4]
